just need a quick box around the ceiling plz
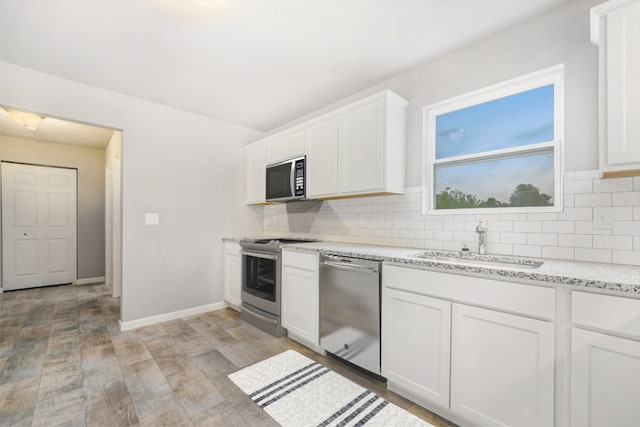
[0,108,115,149]
[0,0,572,132]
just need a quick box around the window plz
[423,65,563,214]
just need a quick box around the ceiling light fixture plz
[6,109,44,130]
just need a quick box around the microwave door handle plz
[290,162,295,197]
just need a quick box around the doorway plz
[0,106,122,298]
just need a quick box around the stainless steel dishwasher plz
[319,254,383,378]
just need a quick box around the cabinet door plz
[339,99,384,194]
[281,265,318,346]
[306,118,339,198]
[450,304,554,427]
[245,142,266,204]
[267,131,305,164]
[605,1,640,166]
[382,288,451,408]
[571,328,640,427]
[223,243,242,309]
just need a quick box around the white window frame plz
[422,65,564,215]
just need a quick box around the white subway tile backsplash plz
[612,221,640,236]
[558,234,592,248]
[543,221,575,234]
[575,221,613,235]
[500,213,528,221]
[612,250,640,266]
[527,213,558,221]
[487,221,513,232]
[574,193,611,207]
[575,248,612,263]
[612,191,640,207]
[443,221,464,231]
[564,194,575,208]
[264,169,639,266]
[557,207,593,221]
[593,177,634,193]
[543,246,574,260]
[514,221,542,232]
[528,233,558,246]
[564,180,593,194]
[513,244,542,258]
[500,232,528,244]
[434,230,453,240]
[487,243,513,255]
[593,235,633,250]
[573,170,600,180]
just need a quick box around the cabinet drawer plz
[572,291,640,338]
[383,265,556,320]
[282,250,318,271]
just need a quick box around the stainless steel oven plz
[239,238,316,337]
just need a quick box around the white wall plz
[0,61,264,321]
[270,0,601,186]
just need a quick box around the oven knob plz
[344,344,349,350]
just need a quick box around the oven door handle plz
[240,250,279,260]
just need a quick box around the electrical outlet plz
[593,207,613,230]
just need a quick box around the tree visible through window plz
[424,66,563,214]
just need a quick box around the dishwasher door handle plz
[321,260,378,274]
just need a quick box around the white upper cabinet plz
[306,118,339,198]
[244,90,408,204]
[339,99,385,194]
[245,141,266,204]
[592,0,640,175]
[266,130,306,165]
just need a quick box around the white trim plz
[422,64,565,216]
[75,276,105,285]
[119,301,228,331]
[590,0,638,45]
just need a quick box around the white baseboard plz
[119,301,228,331]
[75,276,106,285]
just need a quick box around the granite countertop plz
[283,241,640,296]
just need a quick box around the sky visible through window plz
[434,84,555,208]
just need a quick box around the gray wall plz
[270,0,601,185]
[0,135,106,280]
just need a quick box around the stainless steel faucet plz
[476,221,487,254]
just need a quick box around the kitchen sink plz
[413,251,543,269]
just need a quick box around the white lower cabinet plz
[281,250,319,347]
[571,328,640,427]
[382,265,556,426]
[570,290,640,427]
[223,242,242,309]
[382,289,451,408]
[450,304,555,427]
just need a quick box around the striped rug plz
[228,350,433,427]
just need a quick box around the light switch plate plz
[145,213,160,225]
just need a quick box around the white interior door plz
[1,162,77,290]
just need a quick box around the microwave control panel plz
[294,159,305,197]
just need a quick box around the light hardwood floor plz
[0,283,453,426]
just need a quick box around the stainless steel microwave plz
[265,156,306,202]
